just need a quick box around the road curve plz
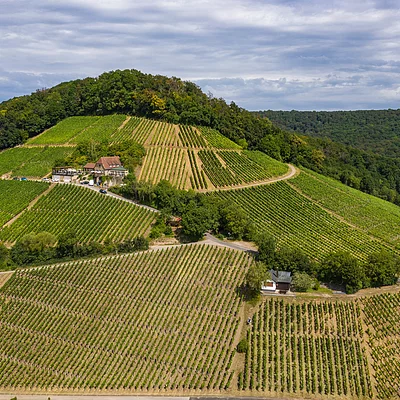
[197,163,298,193]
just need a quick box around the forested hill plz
[1,68,400,205]
[259,109,400,158]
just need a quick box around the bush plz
[237,338,249,353]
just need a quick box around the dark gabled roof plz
[270,269,292,284]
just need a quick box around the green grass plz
[0,180,49,227]
[0,147,43,176]
[290,168,400,249]
[211,181,390,260]
[72,114,127,143]
[27,116,100,144]
[0,244,247,391]
[0,184,155,243]
[12,147,74,178]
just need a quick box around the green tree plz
[245,262,270,293]
[255,232,276,264]
[292,271,316,292]
[220,203,250,240]
[56,230,79,258]
[365,251,400,287]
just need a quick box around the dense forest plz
[1,69,400,205]
[260,109,400,158]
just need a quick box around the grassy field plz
[0,180,49,227]
[0,184,155,244]
[0,244,248,391]
[212,181,390,260]
[290,168,400,249]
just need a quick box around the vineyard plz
[0,184,155,244]
[361,292,400,399]
[12,146,74,178]
[290,168,400,249]
[23,116,291,191]
[211,181,389,260]
[0,244,249,391]
[0,147,43,176]
[139,147,189,189]
[27,116,100,145]
[71,115,127,143]
[0,180,49,227]
[198,127,241,149]
[241,298,373,398]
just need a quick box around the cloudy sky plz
[1,0,399,110]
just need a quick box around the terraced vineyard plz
[242,298,373,398]
[139,147,189,189]
[27,116,100,144]
[0,180,49,227]
[131,118,158,144]
[212,181,389,260]
[290,168,400,249]
[0,244,249,391]
[12,146,74,178]
[0,184,155,244]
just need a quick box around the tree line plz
[1,69,400,204]
[246,233,400,294]
[0,231,149,271]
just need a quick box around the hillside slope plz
[262,109,400,158]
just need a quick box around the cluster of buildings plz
[52,156,128,185]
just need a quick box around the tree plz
[219,203,251,240]
[365,251,400,287]
[56,230,79,258]
[181,202,217,240]
[10,232,56,265]
[274,246,314,275]
[319,251,365,294]
[245,262,270,293]
[292,272,316,292]
[254,232,276,264]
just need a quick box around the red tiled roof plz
[96,156,122,170]
[84,162,96,169]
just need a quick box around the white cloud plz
[0,0,400,109]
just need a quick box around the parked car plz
[21,177,28,181]
[81,180,89,184]
[12,177,19,181]
[99,189,107,194]
[89,179,94,186]
[42,178,51,182]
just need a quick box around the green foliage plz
[219,203,252,240]
[274,246,315,275]
[237,338,249,353]
[292,271,316,292]
[365,251,400,287]
[245,261,270,292]
[320,251,365,293]
[0,147,43,176]
[254,232,276,264]
[198,126,242,149]
[11,232,57,265]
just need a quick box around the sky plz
[1,0,399,110]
